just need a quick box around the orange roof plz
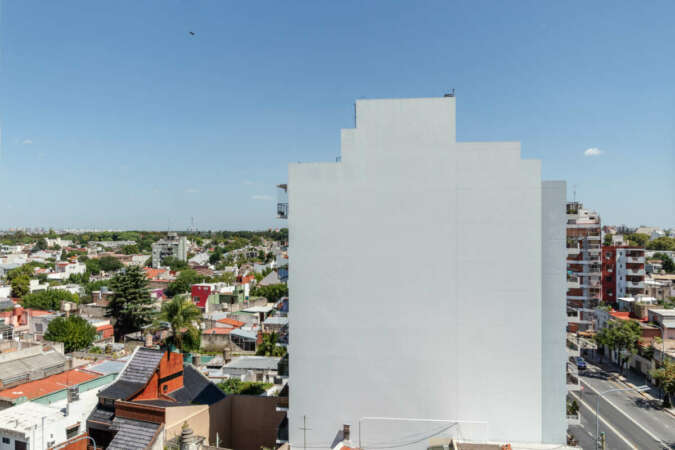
[203,327,232,335]
[610,311,631,320]
[0,369,101,400]
[96,324,113,331]
[28,309,52,317]
[143,267,167,280]
[216,318,245,328]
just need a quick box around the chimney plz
[145,333,153,347]
[223,347,231,364]
[343,424,350,441]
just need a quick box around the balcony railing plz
[626,281,645,289]
[626,269,645,276]
[277,203,288,219]
[626,256,644,263]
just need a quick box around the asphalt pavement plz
[567,359,675,449]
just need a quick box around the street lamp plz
[595,385,649,450]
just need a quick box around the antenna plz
[573,185,577,203]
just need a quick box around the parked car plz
[576,357,587,370]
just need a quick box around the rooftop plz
[0,368,101,401]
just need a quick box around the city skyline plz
[1,1,673,229]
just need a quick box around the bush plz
[44,316,96,353]
[22,290,79,311]
[217,378,272,395]
[250,284,288,302]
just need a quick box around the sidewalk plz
[585,353,675,417]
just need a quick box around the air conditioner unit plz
[67,386,79,402]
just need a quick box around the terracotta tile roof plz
[216,318,245,328]
[610,311,631,320]
[203,327,232,335]
[0,368,101,400]
[143,267,167,280]
[28,309,51,317]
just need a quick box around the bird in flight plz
[189,31,195,36]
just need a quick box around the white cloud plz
[22,139,33,145]
[584,147,604,157]
[185,188,200,193]
[252,194,273,201]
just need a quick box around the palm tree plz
[256,332,287,357]
[158,295,202,353]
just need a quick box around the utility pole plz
[300,415,312,450]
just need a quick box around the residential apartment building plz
[287,97,567,447]
[151,233,187,268]
[566,202,601,331]
[601,246,646,303]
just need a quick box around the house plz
[263,315,288,334]
[0,367,108,409]
[0,342,67,390]
[87,347,228,449]
[258,270,280,287]
[221,356,281,384]
[647,309,675,339]
[47,262,86,280]
[0,386,101,450]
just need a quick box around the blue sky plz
[1,1,673,230]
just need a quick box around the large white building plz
[287,97,567,447]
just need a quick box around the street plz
[567,359,675,449]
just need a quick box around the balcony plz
[567,278,580,289]
[276,184,288,219]
[567,413,581,426]
[567,370,580,391]
[626,256,644,264]
[567,247,580,256]
[626,268,645,276]
[626,281,645,289]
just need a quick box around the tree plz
[603,234,613,246]
[647,236,675,251]
[121,244,139,255]
[161,256,189,271]
[251,283,288,302]
[22,290,79,310]
[157,295,202,353]
[594,320,641,373]
[44,316,96,353]
[99,256,123,272]
[165,269,205,297]
[650,359,675,408]
[652,253,675,273]
[10,275,30,298]
[625,233,649,247]
[84,258,102,274]
[33,238,48,252]
[256,332,287,357]
[107,266,155,340]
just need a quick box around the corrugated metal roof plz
[224,356,281,371]
[0,351,66,385]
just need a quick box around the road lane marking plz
[570,391,637,450]
[579,377,670,448]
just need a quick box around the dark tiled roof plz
[167,365,226,405]
[98,379,144,400]
[98,347,164,400]
[119,348,164,384]
[108,417,161,450]
[87,405,115,427]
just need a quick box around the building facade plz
[287,97,567,447]
[601,246,646,303]
[565,202,601,331]
[151,233,187,268]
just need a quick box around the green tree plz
[157,295,202,353]
[251,283,288,302]
[107,266,155,340]
[216,378,271,395]
[652,253,675,273]
[121,245,140,255]
[256,332,287,357]
[603,234,613,246]
[165,269,205,297]
[650,359,675,408]
[84,258,102,274]
[10,275,30,298]
[594,320,641,373]
[6,264,35,281]
[44,316,97,353]
[99,256,124,272]
[625,233,650,247]
[647,236,675,251]
[22,290,79,310]
[161,256,189,271]
[33,238,48,252]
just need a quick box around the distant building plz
[601,246,646,303]
[151,233,187,268]
[566,202,601,331]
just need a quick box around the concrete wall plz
[289,97,566,447]
[218,395,285,450]
[164,404,211,442]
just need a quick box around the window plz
[2,437,9,444]
[66,424,80,439]
[35,323,43,333]
[163,384,168,393]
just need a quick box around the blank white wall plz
[289,97,565,448]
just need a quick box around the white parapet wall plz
[289,97,566,448]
